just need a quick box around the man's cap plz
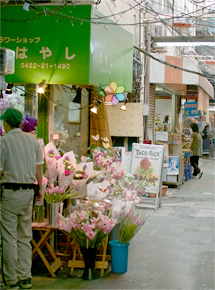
[0,108,23,127]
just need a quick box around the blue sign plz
[184,102,200,117]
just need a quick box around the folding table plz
[31,223,62,278]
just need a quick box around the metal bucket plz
[46,202,62,227]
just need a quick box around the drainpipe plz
[171,94,177,133]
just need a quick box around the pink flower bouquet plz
[44,184,79,203]
[59,209,117,248]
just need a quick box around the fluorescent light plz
[207,107,215,111]
[155,42,215,47]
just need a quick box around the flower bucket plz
[109,240,130,273]
[46,202,63,227]
[81,247,100,280]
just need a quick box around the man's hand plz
[35,188,43,202]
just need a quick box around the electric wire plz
[133,45,215,79]
[1,0,215,26]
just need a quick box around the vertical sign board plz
[89,8,133,92]
[130,143,164,210]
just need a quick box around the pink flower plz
[54,156,61,160]
[54,186,60,192]
[110,179,116,184]
[85,231,96,241]
[82,222,95,233]
[58,187,65,193]
[46,188,54,194]
[82,174,88,179]
[78,211,86,222]
[65,170,72,176]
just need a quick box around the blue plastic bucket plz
[109,240,130,273]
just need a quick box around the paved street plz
[31,157,215,290]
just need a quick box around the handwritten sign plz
[184,102,200,117]
[155,131,168,142]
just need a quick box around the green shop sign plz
[1,5,133,91]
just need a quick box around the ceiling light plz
[120,104,127,111]
[207,107,215,111]
[90,105,98,114]
[120,100,127,111]
[37,80,46,94]
[155,42,215,47]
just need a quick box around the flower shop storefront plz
[1,5,133,155]
[0,4,153,281]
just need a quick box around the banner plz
[184,102,200,117]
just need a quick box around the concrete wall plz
[155,98,172,126]
[106,103,143,138]
[96,1,141,45]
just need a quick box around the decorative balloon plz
[99,82,126,106]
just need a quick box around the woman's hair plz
[190,123,199,133]
[203,125,209,131]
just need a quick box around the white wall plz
[95,1,142,45]
[155,98,172,126]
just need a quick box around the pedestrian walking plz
[202,124,210,139]
[0,108,44,289]
[188,123,203,179]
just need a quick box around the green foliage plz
[44,189,79,203]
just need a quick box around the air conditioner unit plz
[0,47,15,90]
[0,47,15,75]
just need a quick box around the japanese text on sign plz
[0,37,41,44]
[16,47,76,60]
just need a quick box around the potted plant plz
[109,208,146,273]
[58,207,117,280]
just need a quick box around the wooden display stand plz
[68,236,110,277]
[31,226,62,278]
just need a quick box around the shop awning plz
[1,5,133,91]
[149,54,214,99]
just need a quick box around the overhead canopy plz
[1,5,133,91]
[149,54,214,99]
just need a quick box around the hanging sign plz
[1,5,91,84]
[2,6,133,89]
[184,102,200,117]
